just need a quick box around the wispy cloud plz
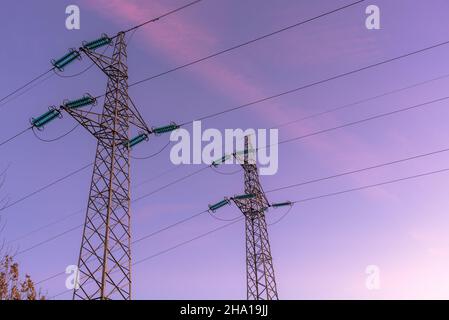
[83,0,397,200]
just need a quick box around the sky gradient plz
[2,0,449,299]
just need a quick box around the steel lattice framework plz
[232,136,279,300]
[65,33,136,300]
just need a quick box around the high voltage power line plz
[120,0,204,35]
[35,208,210,286]
[0,0,367,148]
[273,71,449,129]
[3,0,448,299]
[13,167,213,256]
[0,126,31,148]
[3,86,449,262]
[0,0,205,109]
[123,0,365,91]
[0,69,54,106]
[42,164,449,299]
[184,38,449,124]
[0,72,55,109]
[2,86,448,218]
[13,142,449,260]
[0,0,363,122]
[48,216,243,300]
[3,33,449,149]
[7,165,185,245]
[2,66,447,269]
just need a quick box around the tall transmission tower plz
[29,30,178,299]
[64,32,136,300]
[231,136,279,300]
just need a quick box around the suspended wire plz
[208,209,241,222]
[15,223,83,256]
[44,161,449,299]
[12,1,447,296]
[4,87,448,222]
[4,43,449,154]
[5,88,449,241]
[3,6,449,192]
[22,141,449,262]
[47,216,243,299]
[1,0,364,156]
[36,271,67,287]
[121,0,204,35]
[0,72,55,108]
[210,165,242,176]
[0,0,442,150]
[243,94,449,157]
[273,71,449,129]
[136,169,449,267]
[0,163,92,214]
[292,167,449,205]
[0,50,103,146]
[6,0,449,265]
[268,167,449,226]
[0,0,203,116]
[11,163,181,249]
[36,209,210,285]
[48,290,70,300]
[133,165,210,203]
[6,209,82,245]
[131,140,171,160]
[5,66,449,211]
[134,165,182,189]
[132,210,208,245]
[2,0,204,113]
[2,155,179,232]
[276,96,449,148]
[133,217,243,265]
[265,146,449,195]
[32,124,79,143]
[53,62,96,79]
[126,0,365,91]
[14,166,210,256]
[178,39,449,125]
[0,68,55,106]
[29,155,449,288]
[0,127,32,148]
[268,205,294,226]
[91,0,366,101]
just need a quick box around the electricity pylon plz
[31,31,177,299]
[231,136,279,300]
[64,32,143,300]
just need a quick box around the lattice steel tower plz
[232,136,279,300]
[65,32,135,300]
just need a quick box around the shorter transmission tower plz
[233,136,278,300]
[209,136,292,300]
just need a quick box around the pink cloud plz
[83,0,399,200]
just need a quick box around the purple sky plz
[2,0,449,299]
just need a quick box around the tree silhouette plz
[0,167,45,300]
